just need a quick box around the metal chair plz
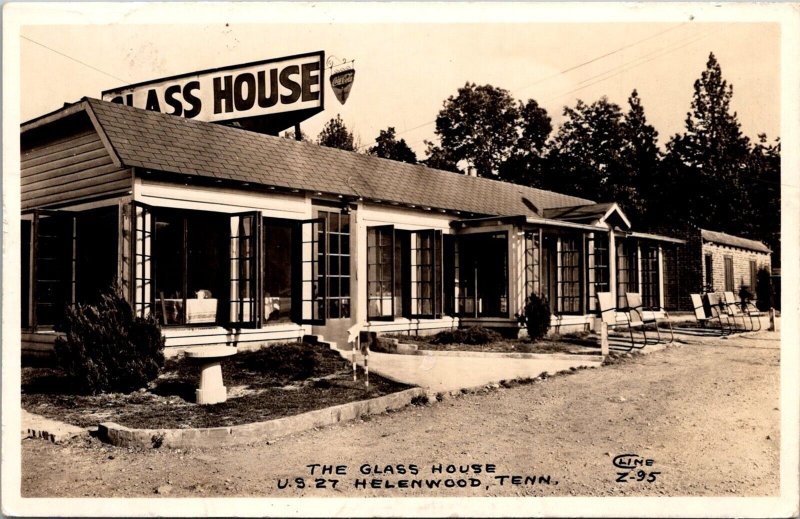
[597,292,644,351]
[706,292,736,334]
[690,293,727,335]
[722,291,753,331]
[625,292,673,344]
[723,291,762,331]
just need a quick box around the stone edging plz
[98,387,425,450]
[414,349,604,362]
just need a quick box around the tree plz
[747,135,781,266]
[317,114,357,151]
[367,127,417,164]
[620,90,661,223]
[422,141,460,173]
[662,53,753,233]
[544,97,628,202]
[429,83,521,177]
[498,99,553,188]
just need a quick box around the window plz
[724,256,734,292]
[33,210,75,327]
[21,220,31,328]
[150,208,230,326]
[229,213,261,326]
[299,218,324,324]
[133,203,154,318]
[704,254,713,290]
[541,234,557,313]
[586,232,609,313]
[749,260,757,291]
[411,230,442,317]
[558,235,582,314]
[640,244,659,310]
[367,226,395,319]
[263,219,295,323]
[25,206,119,329]
[366,226,446,321]
[616,239,638,308]
[317,210,350,319]
[76,206,119,306]
[524,230,541,299]
[443,235,457,316]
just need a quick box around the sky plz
[15,5,782,157]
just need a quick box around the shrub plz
[755,267,773,312]
[367,337,398,353]
[254,343,319,381]
[54,288,165,395]
[520,293,551,341]
[430,326,501,345]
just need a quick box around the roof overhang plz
[451,214,609,233]
[21,100,87,133]
[625,231,686,244]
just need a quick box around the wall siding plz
[701,242,771,296]
[22,120,131,210]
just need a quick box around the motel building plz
[19,95,690,357]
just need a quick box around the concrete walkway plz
[22,409,88,443]
[357,351,603,394]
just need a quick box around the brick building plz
[668,227,772,311]
[700,229,771,295]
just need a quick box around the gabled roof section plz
[24,98,595,217]
[700,229,771,254]
[543,202,631,229]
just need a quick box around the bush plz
[755,267,773,312]
[54,288,165,395]
[519,293,551,341]
[430,326,501,345]
[254,343,319,380]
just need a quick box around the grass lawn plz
[22,343,410,430]
[382,331,602,355]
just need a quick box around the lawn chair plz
[690,293,727,335]
[723,291,761,331]
[625,292,672,344]
[597,292,644,351]
[706,292,736,334]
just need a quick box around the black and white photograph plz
[2,3,798,517]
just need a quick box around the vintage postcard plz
[2,2,798,517]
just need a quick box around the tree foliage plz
[428,83,551,180]
[414,53,778,269]
[317,114,357,151]
[368,127,417,164]
[620,90,661,222]
[545,97,628,202]
[661,53,753,232]
[498,99,553,187]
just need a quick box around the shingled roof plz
[25,98,595,217]
[700,229,771,254]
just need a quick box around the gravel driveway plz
[21,331,780,498]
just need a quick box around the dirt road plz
[21,332,780,498]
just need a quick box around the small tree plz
[317,114,357,151]
[368,127,417,164]
[518,293,551,341]
[54,287,165,394]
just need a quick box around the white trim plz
[598,202,632,229]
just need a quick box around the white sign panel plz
[101,51,324,123]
